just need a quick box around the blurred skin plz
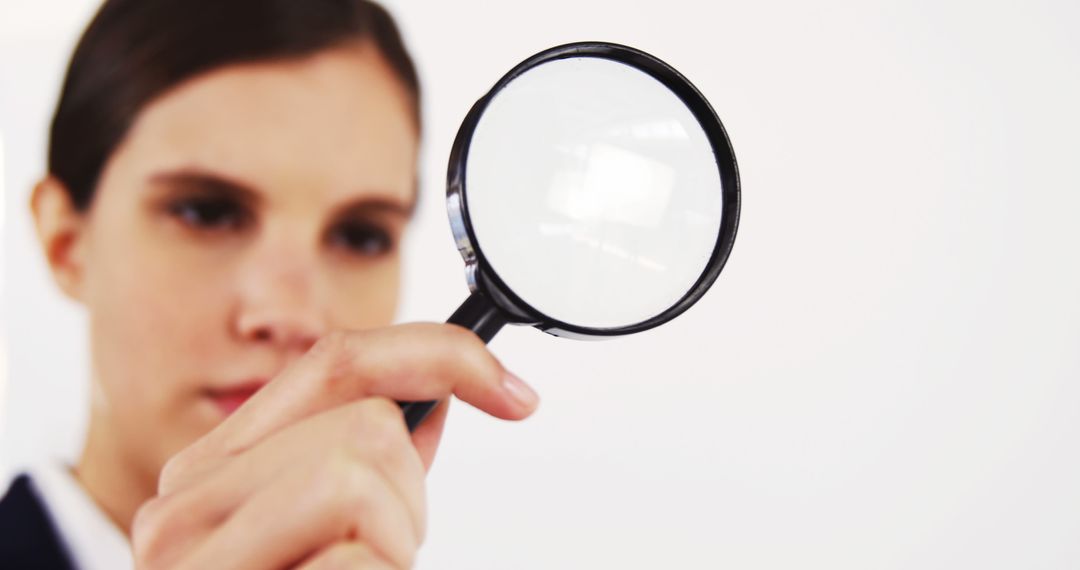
[31,41,539,567]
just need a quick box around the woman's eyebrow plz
[149,167,416,217]
[148,168,262,205]
[331,194,417,220]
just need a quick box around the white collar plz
[27,462,134,570]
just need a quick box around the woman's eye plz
[167,198,248,230]
[330,222,393,257]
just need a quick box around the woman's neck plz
[73,414,158,535]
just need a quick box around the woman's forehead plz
[112,43,418,208]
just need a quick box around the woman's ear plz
[30,176,89,303]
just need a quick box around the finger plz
[180,452,420,570]
[232,323,536,437]
[295,541,396,570]
[163,323,537,489]
[145,398,426,560]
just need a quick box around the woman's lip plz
[205,380,267,415]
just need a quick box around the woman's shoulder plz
[0,473,77,569]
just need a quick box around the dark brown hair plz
[49,0,421,211]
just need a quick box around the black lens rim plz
[446,41,741,339]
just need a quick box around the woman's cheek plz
[87,217,234,404]
[330,256,402,328]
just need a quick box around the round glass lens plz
[465,56,724,329]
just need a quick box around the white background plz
[3,1,1079,568]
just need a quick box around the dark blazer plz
[0,474,76,569]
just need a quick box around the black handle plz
[400,290,508,431]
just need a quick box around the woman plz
[0,0,540,568]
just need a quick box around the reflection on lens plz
[547,143,675,228]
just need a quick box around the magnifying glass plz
[402,41,740,431]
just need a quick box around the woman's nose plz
[231,246,327,353]
[235,304,323,353]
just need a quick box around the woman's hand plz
[131,323,539,569]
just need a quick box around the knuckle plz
[366,426,401,466]
[345,399,407,462]
[311,330,351,373]
[336,463,380,517]
[307,451,374,517]
[310,330,363,396]
[158,446,226,495]
[308,453,418,570]
[157,453,190,494]
[312,329,350,357]
[439,324,503,382]
[443,322,487,355]
[130,497,172,568]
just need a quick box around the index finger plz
[160,323,537,491]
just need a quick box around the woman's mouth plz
[204,380,267,415]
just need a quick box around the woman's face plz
[70,43,418,477]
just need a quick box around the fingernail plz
[502,371,539,409]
